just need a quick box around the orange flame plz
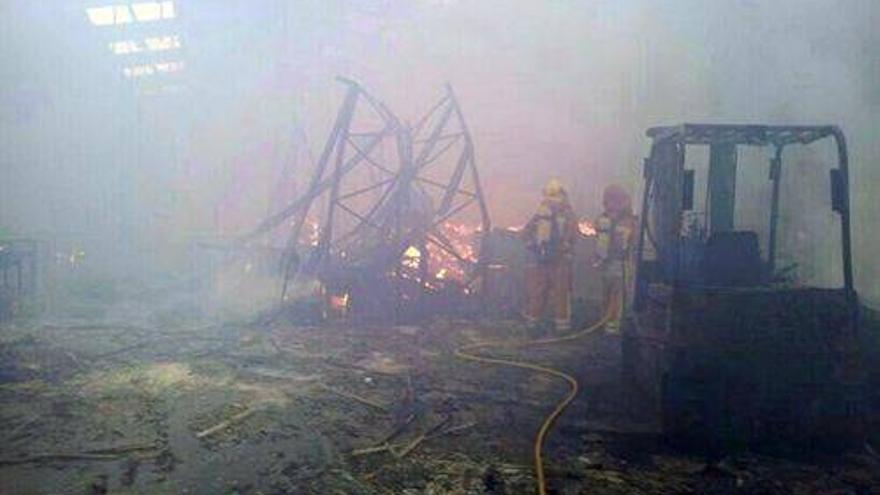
[305,218,320,246]
[425,222,481,282]
[402,246,422,269]
[578,219,597,237]
[329,293,350,311]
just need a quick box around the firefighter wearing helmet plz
[593,184,637,333]
[521,179,579,332]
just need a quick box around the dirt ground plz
[2,287,880,494]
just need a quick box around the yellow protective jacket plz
[522,199,578,260]
[595,212,637,265]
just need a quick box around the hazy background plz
[1,0,877,304]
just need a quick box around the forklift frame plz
[633,123,854,308]
[626,123,863,454]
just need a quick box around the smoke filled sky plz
[0,0,878,300]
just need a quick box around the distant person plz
[593,184,637,333]
[521,179,578,333]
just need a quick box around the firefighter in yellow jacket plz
[593,184,637,333]
[521,179,579,332]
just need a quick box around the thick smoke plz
[0,0,877,303]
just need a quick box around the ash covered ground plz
[2,278,880,495]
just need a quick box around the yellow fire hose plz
[454,313,611,495]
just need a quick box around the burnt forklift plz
[624,124,863,455]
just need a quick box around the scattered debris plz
[352,420,475,458]
[394,415,452,459]
[0,443,160,466]
[195,407,257,439]
[80,362,201,397]
[1,304,879,493]
[317,383,389,413]
[354,352,411,375]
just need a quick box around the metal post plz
[279,84,359,301]
[767,144,784,275]
[633,155,654,312]
[707,143,737,235]
[446,84,491,232]
[831,127,854,292]
[317,88,360,263]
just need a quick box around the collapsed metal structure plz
[245,78,491,320]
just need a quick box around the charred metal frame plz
[634,124,854,310]
[244,78,491,308]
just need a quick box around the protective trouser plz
[524,257,573,331]
[600,259,633,332]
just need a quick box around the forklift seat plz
[702,231,764,287]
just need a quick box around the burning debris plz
[192,78,607,326]
[578,219,597,237]
[427,222,481,282]
[243,78,491,322]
